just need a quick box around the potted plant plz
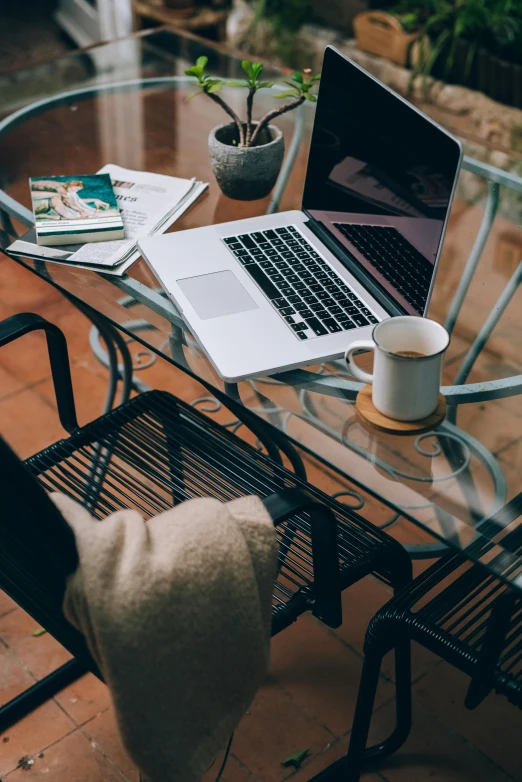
[388,0,522,108]
[185,57,320,200]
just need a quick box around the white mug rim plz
[372,317,450,361]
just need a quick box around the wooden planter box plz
[353,11,418,67]
[477,49,522,110]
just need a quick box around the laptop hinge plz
[303,215,406,317]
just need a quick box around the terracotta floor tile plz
[0,642,36,707]
[366,699,513,782]
[0,385,66,458]
[54,673,111,727]
[0,364,24,401]
[202,754,256,782]
[282,739,381,782]
[3,727,129,781]
[0,591,17,618]
[37,362,117,429]
[84,706,257,782]
[39,297,101,365]
[0,329,54,387]
[0,256,62,317]
[270,613,394,737]
[498,437,522,477]
[0,607,71,680]
[232,680,334,782]
[0,699,75,777]
[281,740,346,781]
[136,351,207,401]
[332,577,440,685]
[0,296,99,388]
[81,707,138,781]
[414,661,522,781]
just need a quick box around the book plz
[31,173,125,246]
[9,166,208,276]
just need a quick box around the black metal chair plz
[310,494,522,782]
[0,312,412,734]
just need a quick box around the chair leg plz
[309,633,412,782]
[306,651,384,782]
[0,658,86,732]
[345,651,383,781]
[362,635,412,763]
[358,557,413,767]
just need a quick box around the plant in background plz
[390,0,522,80]
[240,0,313,68]
[488,0,522,64]
[252,0,312,37]
[185,56,320,147]
[390,0,433,33]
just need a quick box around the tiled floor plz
[1,242,522,781]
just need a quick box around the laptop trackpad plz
[177,270,259,320]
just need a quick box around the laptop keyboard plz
[333,224,433,315]
[222,225,379,341]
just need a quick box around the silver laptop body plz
[138,47,462,382]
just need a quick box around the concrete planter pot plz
[208,122,285,201]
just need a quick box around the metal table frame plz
[2,76,522,564]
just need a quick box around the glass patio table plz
[2,28,522,591]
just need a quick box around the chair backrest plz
[0,436,92,664]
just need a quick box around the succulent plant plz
[184,57,320,147]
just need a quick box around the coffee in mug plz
[345,316,450,422]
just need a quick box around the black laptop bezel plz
[301,46,463,317]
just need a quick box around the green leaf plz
[252,62,264,79]
[281,749,310,769]
[242,60,255,79]
[291,70,304,83]
[206,81,222,93]
[186,89,203,101]
[32,628,47,637]
[274,89,300,99]
[305,93,317,102]
[226,79,249,87]
[184,65,202,78]
[196,56,208,70]
[311,73,321,81]
[256,80,275,89]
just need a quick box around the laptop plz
[138,46,462,382]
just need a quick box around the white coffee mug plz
[345,316,450,422]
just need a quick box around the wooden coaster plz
[355,385,447,435]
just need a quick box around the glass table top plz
[2,28,522,590]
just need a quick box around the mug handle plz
[345,340,375,384]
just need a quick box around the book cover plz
[30,174,125,246]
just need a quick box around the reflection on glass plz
[303,48,461,315]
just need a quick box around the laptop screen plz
[302,48,462,316]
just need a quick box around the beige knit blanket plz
[52,493,278,782]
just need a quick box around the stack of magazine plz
[8,164,208,277]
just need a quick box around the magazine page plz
[8,182,208,274]
[68,165,196,266]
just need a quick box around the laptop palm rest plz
[177,270,259,320]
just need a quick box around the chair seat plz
[25,390,406,635]
[367,551,522,706]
